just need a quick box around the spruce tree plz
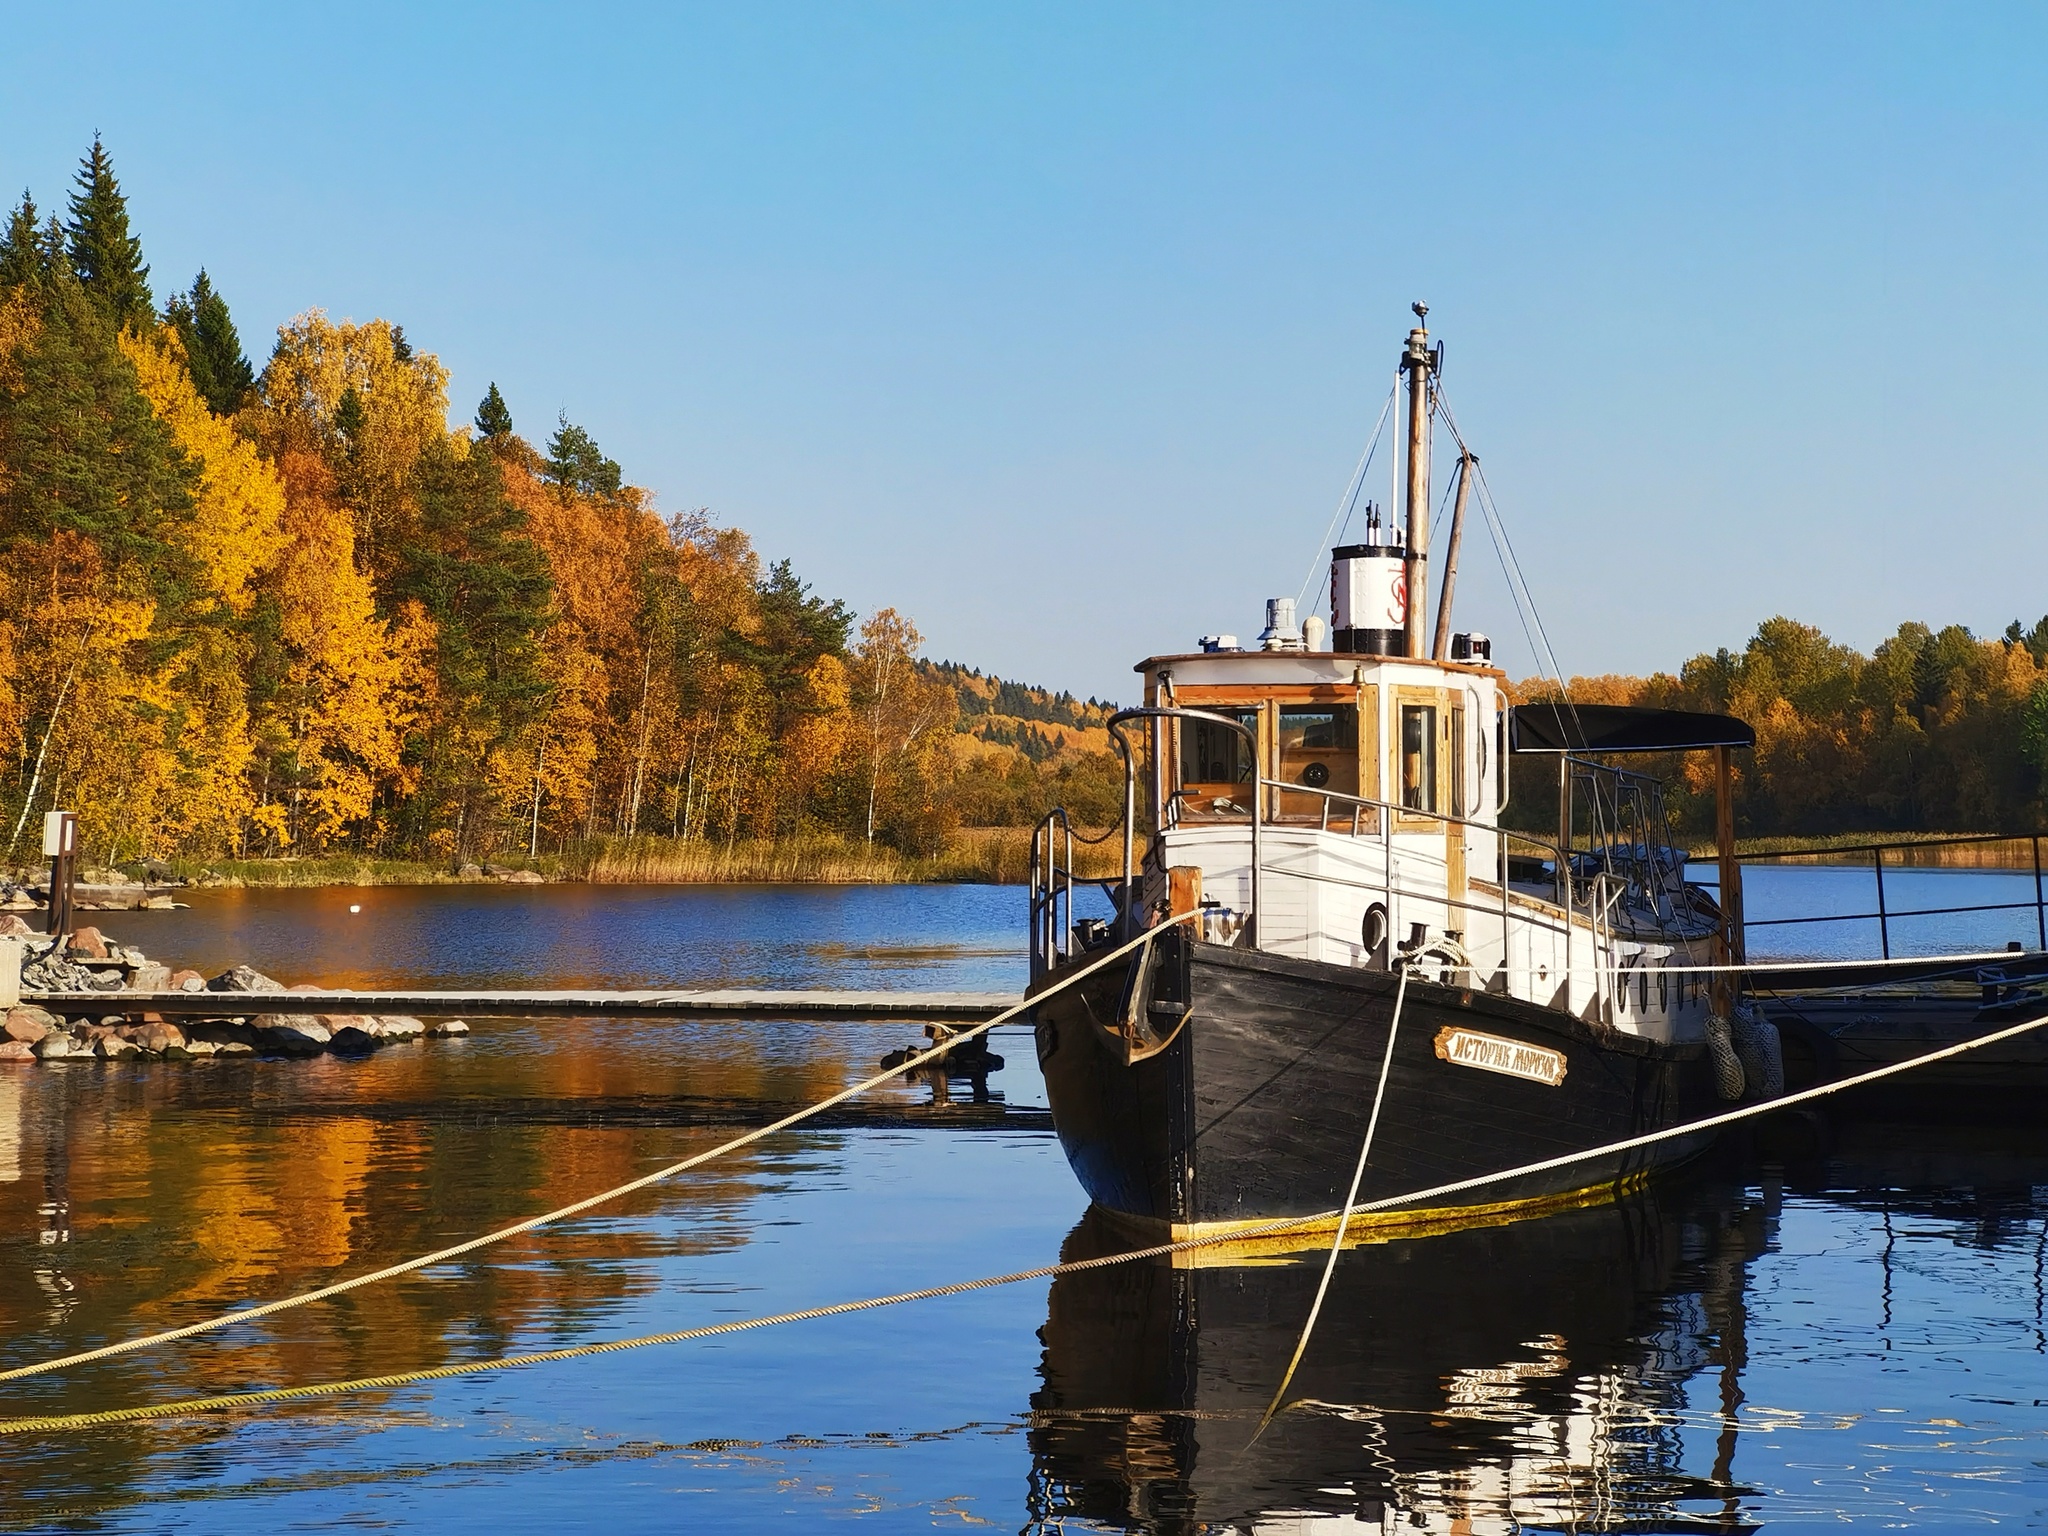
[0,280,196,600]
[64,136,152,329]
[334,385,365,445]
[475,382,513,438]
[163,270,254,415]
[0,192,46,292]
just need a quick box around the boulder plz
[3,1007,55,1043]
[76,1022,118,1042]
[32,1034,72,1059]
[139,895,177,911]
[499,869,545,884]
[129,963,172,993]
[0,914,33,938]
[182,1037,219,1058]
[95,1034,139,1059]
[426,1018,471,1038]
[171,970,206,993]
[376,1015,426,1042]
[67,927,110,960]
[251,1015,330,1055]
[208,965,283,994]
[138,1022,187,1057]
[327,1017,383,1053]
[211,1039,255,1057]
[0,1040,34,1061]
[189,1021,256,1047]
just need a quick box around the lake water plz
[0,875,2043,1531]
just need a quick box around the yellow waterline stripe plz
[4,1005,2045,1436]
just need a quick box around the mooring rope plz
[0,914,1201,1389]
[5,1000,2046,1437]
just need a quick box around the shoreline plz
[12,829,2035,897]
[7,828,1132,895]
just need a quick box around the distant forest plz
[1512,615,2048,837]
[0,139,1120,864]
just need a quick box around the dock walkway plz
[24,988,1021,1022]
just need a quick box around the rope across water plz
[5,997,2046,1436]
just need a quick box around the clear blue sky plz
[6,3,2047,702]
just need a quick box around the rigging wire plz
[1294,375,1400,614]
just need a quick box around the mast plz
[1431,449,1474,660]
[1402,302,1435,658]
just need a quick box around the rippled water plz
[0,876,2043,1530]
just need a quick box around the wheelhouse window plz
[1400,704,1438,814]
[1449,703,1467,818]
[1277,705,1358,795]
[1176,708,1260,818]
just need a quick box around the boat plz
[1026,307,1766,1248]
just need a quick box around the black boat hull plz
[1032,929,1716,1241]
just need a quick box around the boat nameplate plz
[1432,1026,1567,1087]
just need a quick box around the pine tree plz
[0,192,46,292]
[64,136,152,329]
[545,413,622,500]
[162,270,254,415]
[475,382,513,438]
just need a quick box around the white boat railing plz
[1029,706,1701,1013]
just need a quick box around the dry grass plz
[572,829,1133,885]
[1688,832,2046,869]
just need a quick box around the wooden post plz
[1713,746,1739,1013]
[1431,450,1473,661]
[1403,306,1432,659]
[41,811,76,942]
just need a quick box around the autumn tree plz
[388,438,553,856]
[849,608,956,850]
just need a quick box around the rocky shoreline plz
[1,922,468,1064]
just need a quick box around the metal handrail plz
[1730,831,2047,958]
[1107,706,1263,943]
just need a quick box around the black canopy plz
[1508,702,1755,755]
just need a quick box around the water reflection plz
[1029,1178,1768,1533]
[0,1010,1033,1518]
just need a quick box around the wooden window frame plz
[1171,684,1380,833]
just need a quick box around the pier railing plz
[1733,833,2048,960]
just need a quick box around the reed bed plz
[1688,832,2046,869]
[573,829,1131,885]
